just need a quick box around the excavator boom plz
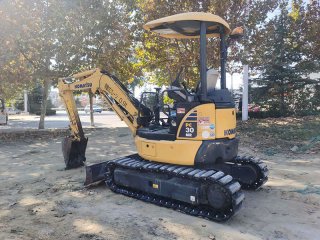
[58,68,152,168]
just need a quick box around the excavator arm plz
[58,68,152,168]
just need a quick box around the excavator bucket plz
[62,136,88,169]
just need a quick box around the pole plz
[242,65,249,120]
[220,29,227,89]
[231,73,234,96]
[200,21,207,101]
[89,91,94,127]
[24,90,28,113]
[242,0,250,121]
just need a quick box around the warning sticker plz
[202,131,210,139]
[177,108,185,114]
[198,117,210,125]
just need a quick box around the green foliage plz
[0,0,138,127]
[0,0,319,120]
[237,111,281,119]
[238,116,320,143]
[134,0,278,88]
[28,84,56,115]
[250,1,320,115]
[163,94,174,105]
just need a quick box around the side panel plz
[215,108,236,139]
[135,136,202,165]
[176,104,216,140]
[194,138,239,167]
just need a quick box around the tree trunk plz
[280,79,285,115]
[89,91,94,127]
[38,78,51,129]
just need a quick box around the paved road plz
[0,110,126,130]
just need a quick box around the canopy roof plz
[143,12,231,39]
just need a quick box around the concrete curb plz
[0,128,69,142]
[0,127,107,142]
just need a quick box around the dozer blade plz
[84,161,109,186]
[62,136,88,169]
[84,156,133,185]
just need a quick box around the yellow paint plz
[141,141,156,157]
[144,12,231,38]
[176,104,236,141]
[177,104,216,140]
[215,108,236,139]
[58,68,142,137]
[59,68,237,168]
[135,136,201,165]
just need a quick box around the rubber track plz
[232,156,269,190]
[104,154,245,222]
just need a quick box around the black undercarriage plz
[84,154,268,222]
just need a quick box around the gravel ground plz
[0,127,319,240]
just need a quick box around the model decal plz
[179,122,197,138]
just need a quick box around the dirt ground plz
[1,123,320,240]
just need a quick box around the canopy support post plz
[220,27,227,89]
[200,21,207,101]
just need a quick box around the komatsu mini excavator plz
[58,12,268,222]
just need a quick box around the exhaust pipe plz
[62,136,88,169]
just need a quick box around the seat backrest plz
[207,68,219,94]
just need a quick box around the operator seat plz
[206,68,219,94]
[167,78,195,102]
[204,68,235,108]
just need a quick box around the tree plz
[0,0,138,128]
[27,83,56,116]
[0,1,34,100]
[133,0,278,88]
[250,0,320,115]
[0,0,71,128]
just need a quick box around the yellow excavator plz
[58,12,268,222]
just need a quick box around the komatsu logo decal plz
[224,128,236,136]
[75,83,92,89]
